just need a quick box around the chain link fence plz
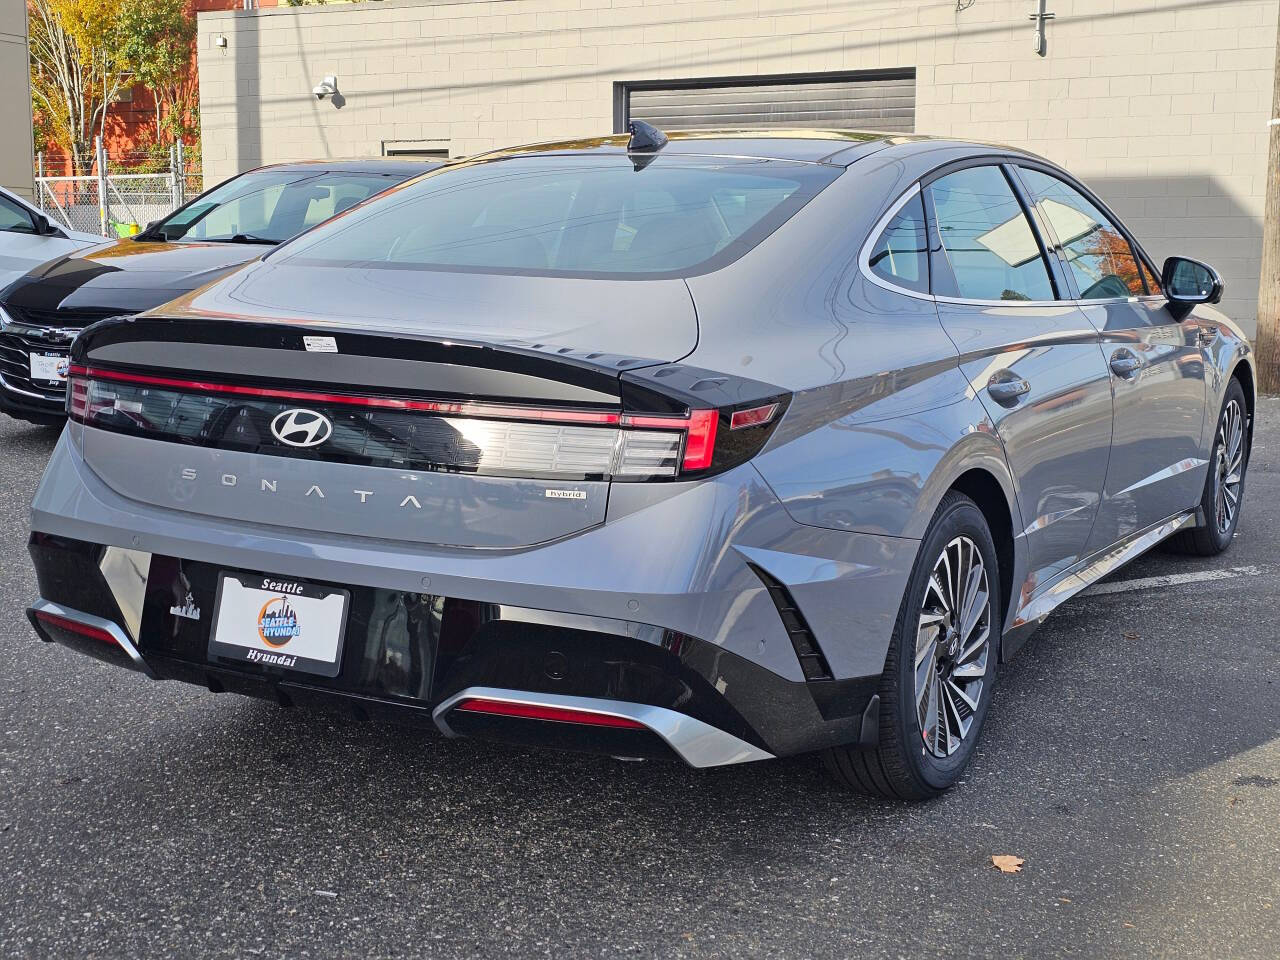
[33,138,201,238]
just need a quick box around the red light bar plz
[730,402,779,431]
[68,364,697,431]
[33,610,119,647]
[453,698,646,729]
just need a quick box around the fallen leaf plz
[991,855,1024,874]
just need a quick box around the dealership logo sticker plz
[169,592,202,621]
[303,335,339,353]
[257,596,302,647]
[270,408,333,448]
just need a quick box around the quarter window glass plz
[867,194,928,294]
[1018,168,1145,300]
[0,195,35,233]
[927,166,1054,302]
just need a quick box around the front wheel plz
[1165,378,1249,557]
[824,491,1001,800]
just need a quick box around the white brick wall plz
[197,0,1277,333]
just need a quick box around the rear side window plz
[867,194,929,294]
[1017,167,1145,300]
[927,166,1055,302]
[280,155,841,279]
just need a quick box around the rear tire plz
[1164,378,1249,557]
[824,491,1001,800]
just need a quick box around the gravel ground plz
[1,401,1278,960]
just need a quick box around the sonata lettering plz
[176,469,447,511]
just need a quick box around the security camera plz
[312,76,338,100]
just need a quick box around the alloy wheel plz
[914,535,991,759]
[1214,398,1245,535]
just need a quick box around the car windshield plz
[152,169,405,244]
[277,154,841,278]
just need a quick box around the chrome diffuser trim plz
[432,686,775,768]
[98,546,151,642]
[27,597,157,678]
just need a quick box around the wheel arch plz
[913,425,1023,649]
[1230,357,1256,447]
[948,467,1016,642]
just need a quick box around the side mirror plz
[32,213,52,235]
[1162,256,1223,306]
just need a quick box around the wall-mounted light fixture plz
[312,76,339,100]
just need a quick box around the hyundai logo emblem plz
[270,408,333,448]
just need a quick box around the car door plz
[924,162,1114,596]
[0,191,79,287]
[1011,165,1209,553]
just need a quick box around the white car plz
[0,186,101,290]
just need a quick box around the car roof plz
[466,129,1048,167]
[247,158,444,177]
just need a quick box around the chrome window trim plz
[859,185,1175,310]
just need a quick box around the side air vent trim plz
[748,563,834,681]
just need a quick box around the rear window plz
[278,155,840,279]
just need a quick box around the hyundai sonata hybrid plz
[25,127,1253,799]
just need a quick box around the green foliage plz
[117,0,198,146]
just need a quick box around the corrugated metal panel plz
[626,74,915,133]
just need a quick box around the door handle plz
[986,371,1031,405]
[1109,348,1143,378]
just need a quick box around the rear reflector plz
[32,609,120,648]
[730,402,780,431]
[453,697,647,729]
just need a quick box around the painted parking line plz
[1081,565,1262,597]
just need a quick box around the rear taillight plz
[66,365,787,481]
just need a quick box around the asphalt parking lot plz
[1,403,1278,960]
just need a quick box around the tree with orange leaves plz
[28,0,131,174]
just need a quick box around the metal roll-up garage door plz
[618,70,915,134]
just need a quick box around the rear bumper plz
[26,430,915,760]
[27,532,884,763]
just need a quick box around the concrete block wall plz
[197,0,1278,334]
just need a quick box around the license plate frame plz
[208,572,350,677]
[28,351,68,385]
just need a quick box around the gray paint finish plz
[26,134,1258,758]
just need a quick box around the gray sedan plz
[25,127,1253,800]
